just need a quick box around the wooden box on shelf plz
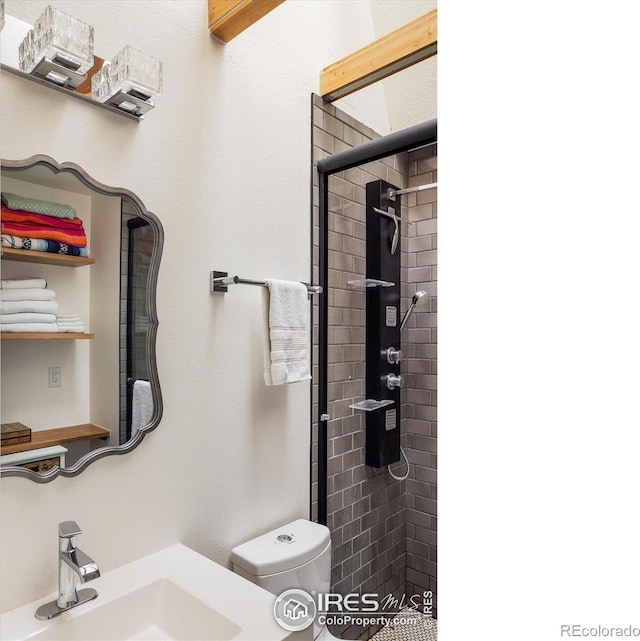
[1,422,32,446]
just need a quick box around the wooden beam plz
[208,0,285,43]
[320,9,437,102]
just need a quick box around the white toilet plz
[231,519,341,641]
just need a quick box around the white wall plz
[0,0,393,612]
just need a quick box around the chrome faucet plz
[35,521,100,620]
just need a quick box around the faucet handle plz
[59,521,82,539]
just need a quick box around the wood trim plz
[208,0,285,43]
[1,423,110,456]
[1,247,94,266]
[320,9,437,102]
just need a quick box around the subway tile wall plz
[311,95,437,638]
[402,144,437,612]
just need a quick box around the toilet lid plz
[231,519,331,576]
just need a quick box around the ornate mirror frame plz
[1,155,163,482]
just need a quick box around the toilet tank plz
[231,519,331,597]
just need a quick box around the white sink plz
[0,544,311,641]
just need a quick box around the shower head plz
[400,290,430,332]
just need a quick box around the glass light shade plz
[32,5,94,75]
[91,62,112,102]
[19,30,37,73]
[107,45,163,102]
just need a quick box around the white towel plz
[57,324,86,333]
[57,314,81,321]
[0,300,58,315]
[263,279,311,386]
[0,323,58,332]
[1,278,47,290]
[132,380,153,435]
[0,313,57,324]
[1,288,56,301]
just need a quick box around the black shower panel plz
[365,179,401,468]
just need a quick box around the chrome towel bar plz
[210,271,322,295]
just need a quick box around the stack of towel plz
[1,192,90,258]
[56,314,86,333]
[1,279,87,334]
[0,278,59,332]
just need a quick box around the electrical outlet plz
[48,367,62,388]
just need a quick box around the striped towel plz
[1,233,90,257]
[1,221,87,246]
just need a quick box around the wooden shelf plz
[1,333,94,340]
[1,247,94,267]
[1,423,110,456]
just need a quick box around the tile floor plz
[369,609,437,641]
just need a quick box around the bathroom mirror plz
[0,155,163,482]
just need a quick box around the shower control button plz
[385,306,397,327]
[385,373,402,390]
[385,409,397,431]
[386,347,402,364]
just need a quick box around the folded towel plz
[1,192,76,220]
[1,234,90,257]
[263,279,311,386]
[1,278,47,290]
[56,316,85,331]
[1,288,56,301]
[0,300,59,315]
[0,312,57,324]
[132,380,153,435]
[1,222,87,247]
[1,207,85,230]
[57,324,86,333]
[0,323,59,333]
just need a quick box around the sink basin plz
[0,544,311,641]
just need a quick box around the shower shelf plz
[349,399,394,412]
[346,278,395,290]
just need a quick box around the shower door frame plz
[314,116,438,525]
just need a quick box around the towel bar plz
[210,271,322,295]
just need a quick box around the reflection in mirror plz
[0,155,163,482]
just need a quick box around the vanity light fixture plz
[18,5,94,89]
[92,45,162,117]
